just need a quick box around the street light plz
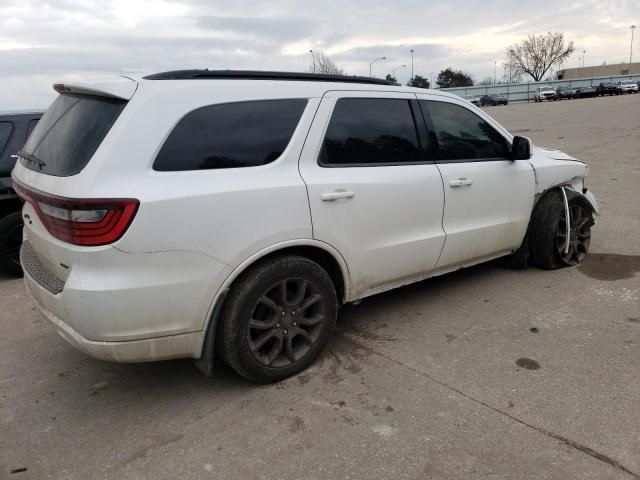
[494,60,497,84]
[631,25,636,64]
[391,64,406,77]
[309,50,315,73]
[582,49,586,68]
[369,56,386,77]
[410,49,414,80]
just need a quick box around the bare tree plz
[506,32,575,82]
[309,51,344,75]
[478,76,495,85]
[501,58,523,83]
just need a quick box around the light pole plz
[410,49,414,80]
[369,56,386,77]
[309,50,315,73]
[631,25,636,64]
[430,71,434,88]
[494,61,497,84]
[391,64,406,77]
[582,49,586,68]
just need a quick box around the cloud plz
[0,0,637,109]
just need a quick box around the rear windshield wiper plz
[17,150,46,170]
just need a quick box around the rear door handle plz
[321,190,355,201]
[449,178,473,188]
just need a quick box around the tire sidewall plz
[221,256,338,383]
[0,211,24,277]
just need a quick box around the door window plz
[422,100,509,161]
[320,98,423,166]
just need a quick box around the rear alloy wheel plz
[219,255,337,383]
[0,211,24,277]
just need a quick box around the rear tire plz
[218,255,338,383]
[0,211,24,277]
[528,190,593,270]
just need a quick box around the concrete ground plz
[1,94,639,480]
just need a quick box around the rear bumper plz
[25,270,206,362]
[19,225,231,362]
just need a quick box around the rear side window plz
[153,99,307,171]
[0,122,13,155]
[20,94,126,176]
[422,100,509,161]
[321,98,422,166]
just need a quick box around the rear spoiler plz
[53,76,137,101]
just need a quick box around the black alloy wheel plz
[247,277,326,368]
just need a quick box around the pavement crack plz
[347,337,639,478]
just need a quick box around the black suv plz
[597,82,621,96]
[0,111,43,275]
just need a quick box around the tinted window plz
[423,100,509,161]
[21,94,126,176]
[154,99,307,171]
[26,119,39,140]
[321,98,422,166]
[0,122,13,155]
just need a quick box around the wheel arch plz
[533,184,598,216]
[194,239,351,375]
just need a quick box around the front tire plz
[218,255,338,383]
[0,211,24,277]
[528,190,593,270]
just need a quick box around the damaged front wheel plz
[528,189,594,270]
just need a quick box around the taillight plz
[13,181,138,246]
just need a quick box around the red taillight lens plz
[13,181,139,246]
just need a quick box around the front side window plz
[422,100,509,161]
[0,122,13,156]
[153,99,307,171]
[320,98,423,166]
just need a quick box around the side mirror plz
[511,135,532,160]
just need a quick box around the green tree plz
[407,74,430,88]
[436,68,474,88]
[385,74,397,83]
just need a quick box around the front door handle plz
[321,190,355,201]
[449,178,473,188]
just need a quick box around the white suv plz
[13,70,598,383]
[617,80,639,93]
[534,86,557,102]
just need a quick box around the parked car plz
[462,94,481,105]
[0,110,42,275]
[617,80,638,94]
[534,86,557,102]
[479,94,508,106]
[555,86,576,100]
[574,86,598,98]
[14,70,598,383]
[597,82,621,96]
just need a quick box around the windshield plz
[20,93,126,177]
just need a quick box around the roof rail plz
[143,69,398,86]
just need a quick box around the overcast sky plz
[1,0,637,109]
